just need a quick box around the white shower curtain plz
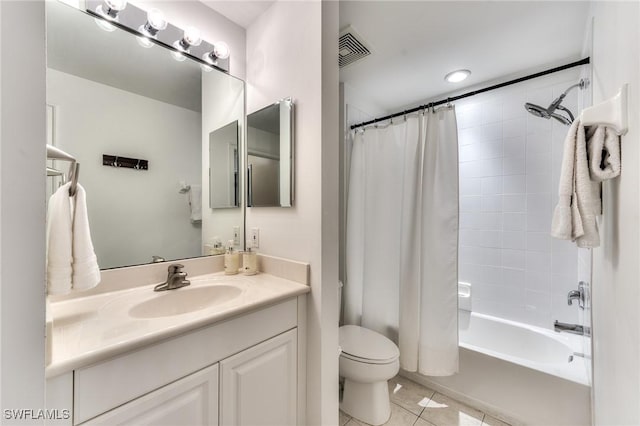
[345,107,459,376]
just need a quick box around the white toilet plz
[339,325,400,425]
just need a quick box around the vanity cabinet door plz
[220,329,297,426]
[83,364,218,425]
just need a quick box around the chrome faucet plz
[554,320,591,337]
[567,281,588,309]
[154,264,190,292]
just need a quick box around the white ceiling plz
[200,0,275,28]
[340,1,590,112]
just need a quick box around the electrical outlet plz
[251,228,260,248]
[233,226,240,246]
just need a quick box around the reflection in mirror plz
[46,1,244,269]
[209,121,239,209]
[246,99,294,207]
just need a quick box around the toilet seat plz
[339,325,399,365]
[341,351,397,365]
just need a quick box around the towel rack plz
[46,145,80,196]
[581,83,628,136]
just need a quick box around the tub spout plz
[554,320,591,337]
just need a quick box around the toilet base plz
[340,378,391,426]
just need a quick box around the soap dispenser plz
[224,240,240,275]
[243,242,258,276]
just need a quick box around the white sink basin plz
[128,285,243,319]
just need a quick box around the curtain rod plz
[350,57,591,130]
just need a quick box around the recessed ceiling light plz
[445,69,471,83]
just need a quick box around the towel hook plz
[68,163,80,196]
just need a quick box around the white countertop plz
[46,272,309,378]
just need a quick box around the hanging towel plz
[189,185,202,224]
[588,126,621,181]
[71,184,101,291]
[46,183,73,295]
[551,120,602,248]
[46,183,100,294]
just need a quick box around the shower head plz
[525,102,549,118]
[525,102,574,125]
[524,78,588,126]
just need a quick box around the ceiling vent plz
[339,27,371,69]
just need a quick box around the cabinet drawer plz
[74,299,297,424]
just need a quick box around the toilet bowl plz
[339,325,400,426]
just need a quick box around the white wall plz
[132,0,246,80]
[0,0,46,419]
[246,1,339,423]
[455,70,588,330]
[47,69,202,269]
[343,82,389,128]
[590,2,640,424]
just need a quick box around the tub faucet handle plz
[567,290,581,305]
[567,281,587,309]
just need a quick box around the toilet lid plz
[339,325,399,363]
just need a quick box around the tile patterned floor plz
[340,375,511,426]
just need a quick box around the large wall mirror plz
[46,1,245,269]
[246,98,294,207]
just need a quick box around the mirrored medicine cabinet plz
[246,98,294,208]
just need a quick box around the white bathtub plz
[459,311,590,386]
[402,311,592,425]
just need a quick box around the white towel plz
[46,183,100,294]
[551,120,603,248]
[189,185,202,224]
[46,183,73,295]
[71,184,101,291]
[588,126,621,181]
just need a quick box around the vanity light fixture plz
[445,69,471,83]
[136,8,167,48]
[171,26,202,62]
[201,42,231,71]
[94,0,127,32]
[86,0,230,72]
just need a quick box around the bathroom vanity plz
[45,257,310,426]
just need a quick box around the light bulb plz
[146,8,167,32]
[138,9,166,41]
[94,15,116,32]
[105,0,127,11]
[183,26,202,47]
[171,45,187,62]
[94,0,126,32]
[212,41,230,60]
[444,69,471,83]
[136,35,154,48]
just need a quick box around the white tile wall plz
[457,71,588,329]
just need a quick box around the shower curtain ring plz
[403,111,407,121]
